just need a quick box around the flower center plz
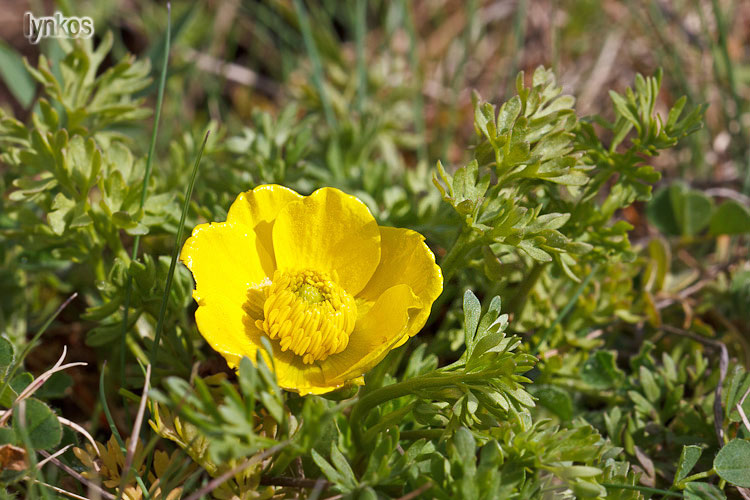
[256,269,357,365]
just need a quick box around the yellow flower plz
[180,185,443,395]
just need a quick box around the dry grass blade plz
[115,364,151,500]
[35,444,72,469]
[0,347,87,426]
[33,479,91,500]
[38,450,115,500]
[57,416,100,456]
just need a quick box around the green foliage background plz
[1,1,750,499]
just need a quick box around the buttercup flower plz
[180,185,443,395]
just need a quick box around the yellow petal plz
[227,185,302,272]
[272,187,381,295]
[357,227,443,344]
[181,222,271,365]
[194,295,261,369]
[180,222,270,306]
[227,184,302,228]
[320,284,420,386]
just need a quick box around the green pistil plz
[296,283,325,303]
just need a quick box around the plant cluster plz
[1,4,750,500]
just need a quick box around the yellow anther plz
[255,269,357,364]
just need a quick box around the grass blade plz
[149,131,210,366]
[292,0,337,128]
[119,2,172,389]
[402,0,427,165]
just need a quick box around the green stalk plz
[440,0,478,159]
[601,483,682,498]
[354,0,367,113]
[119,2,172,389]
[399,429,445,441]
[350,369,507,447]
[293,0,337,128]
[149,131,209,366]
[677,468,716,487]
[439,228,482,282]
[709,0,750,192]
[361,402,415,445]
[402,0,427,165]
[507,262,546,320]
[16,402,51,500]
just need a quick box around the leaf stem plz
[507,262,546,320]
[677,468,716,487]
[601,483,682,498]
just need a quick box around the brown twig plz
[116,364,151,500]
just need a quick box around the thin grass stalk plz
[402,0,427,166]
[149,131,209,366]
[119,2,172,389]
[293,0,337,128]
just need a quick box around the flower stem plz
[440,228,481,282]
[350,369,502,447]
[400,429,445,441]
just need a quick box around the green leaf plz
[463,290,481,355]
[533,385,573,421]
[330,443,357,489]
[581,351,625,389]
[714,439,750,487]
[34,372,73,400]
[12,398,62,450]
[311,448,346,487]
[452,427,476,464]
[709,201,750,235]
[675,445,703,484]
[648,183,714,237]
[47,193,77,235]
[672,187,713,237]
